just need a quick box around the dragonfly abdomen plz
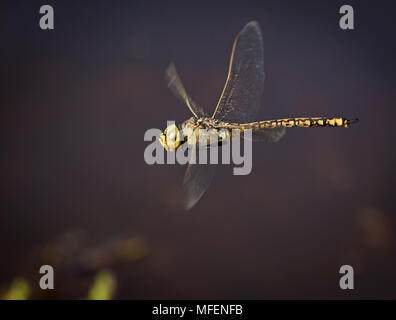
[242,117,358,129]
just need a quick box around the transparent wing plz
[243,127,286,142]
[218,123,285,143]
[182,147,217,210]
[165,63,207,118]
[212,21,264,123]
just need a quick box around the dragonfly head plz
[158,123,183,152]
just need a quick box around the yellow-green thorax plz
[158,117,231,152]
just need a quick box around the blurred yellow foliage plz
[87,270,116,300]
[1,278,31,300]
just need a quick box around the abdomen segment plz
[241,117,359,129]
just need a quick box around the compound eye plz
[163,124,182,151]
[168,130,175,139]
[166,124,179,141]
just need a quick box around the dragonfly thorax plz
[158,117,232,152]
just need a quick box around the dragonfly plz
[158,20,358,210]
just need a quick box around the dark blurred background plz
[0,0,395,299]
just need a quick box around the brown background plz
[0,0,395,298]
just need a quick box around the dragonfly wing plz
[219,122,285,143]
[243,127,286,142]
[165,63,208,118]
[212,21,264,123]
[182,147,217,210]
